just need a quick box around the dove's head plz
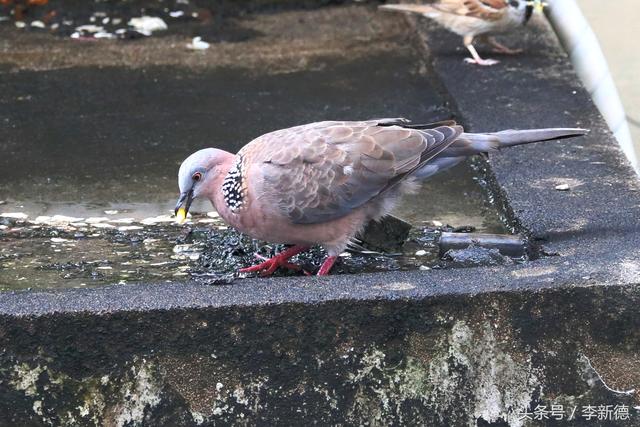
[175,148,233,222]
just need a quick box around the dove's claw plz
[239,245,310,276]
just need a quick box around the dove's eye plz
[192,172,202,182]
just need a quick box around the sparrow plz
[380,0,547,66]
[175,118,585,276]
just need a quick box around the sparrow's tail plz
[378,4,435,15]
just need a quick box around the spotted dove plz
[175,118,585,276]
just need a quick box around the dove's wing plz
[244,120,462,224]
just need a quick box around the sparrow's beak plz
[527,0,547,12]
[174,189,194,223]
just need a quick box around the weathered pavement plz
[1,4,639,427]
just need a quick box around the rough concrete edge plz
[1,5,639,318]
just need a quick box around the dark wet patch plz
[0,4,514,290]
[442,244,517,268]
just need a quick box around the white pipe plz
[546,0,638,171]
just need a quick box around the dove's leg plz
[317,256,338,276]
[239,245,310,276]
[483,36,523,55]
[463,36,500,66]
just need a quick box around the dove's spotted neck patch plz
[222,155,246,212]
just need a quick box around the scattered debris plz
[117,226,144,232]
[33,215,84,224]
[356,215,412,253]
[142,215,179,225]
[439,232,528,257]
[443,243,513,268]
[187,36,209,50]
[85,217,109,224]
[90,223,115,229]
[111,218,134,224]
[50,237,71,243]
[1,212,28,220]
[127,16,167,36]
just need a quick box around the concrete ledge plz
[1,5,640,427]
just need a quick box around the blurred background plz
[578,0,640,166]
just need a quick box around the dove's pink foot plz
[317,256,338,276]
[239,245,310,277]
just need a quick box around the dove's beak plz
[174,189,194,223]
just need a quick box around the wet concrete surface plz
[1,5,640,426]
[0,5,507,290]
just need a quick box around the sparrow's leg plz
[463,36,500,66]
[484,36,524,55]
[239,245,311,276]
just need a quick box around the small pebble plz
[1,212,28,220]
[30,20,45,28]
[118,226,144,232]
[187,36,210,50]
[15,21,26,29]
[128,16,168,34]
[85,217,110,224]
[91,223,115,229]
[419,265,431,271]
[173,244,194,253]
[111,218,135,224]
[415,250,427,256]
[75,24,104,33]
[50,237,71,243]
[142,215,176,225]
[555,184,570,191]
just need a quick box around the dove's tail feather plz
[462,128,588,152]
[414,128,588,180]
[490,128,589,148]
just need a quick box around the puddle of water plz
[0,13,508,290]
